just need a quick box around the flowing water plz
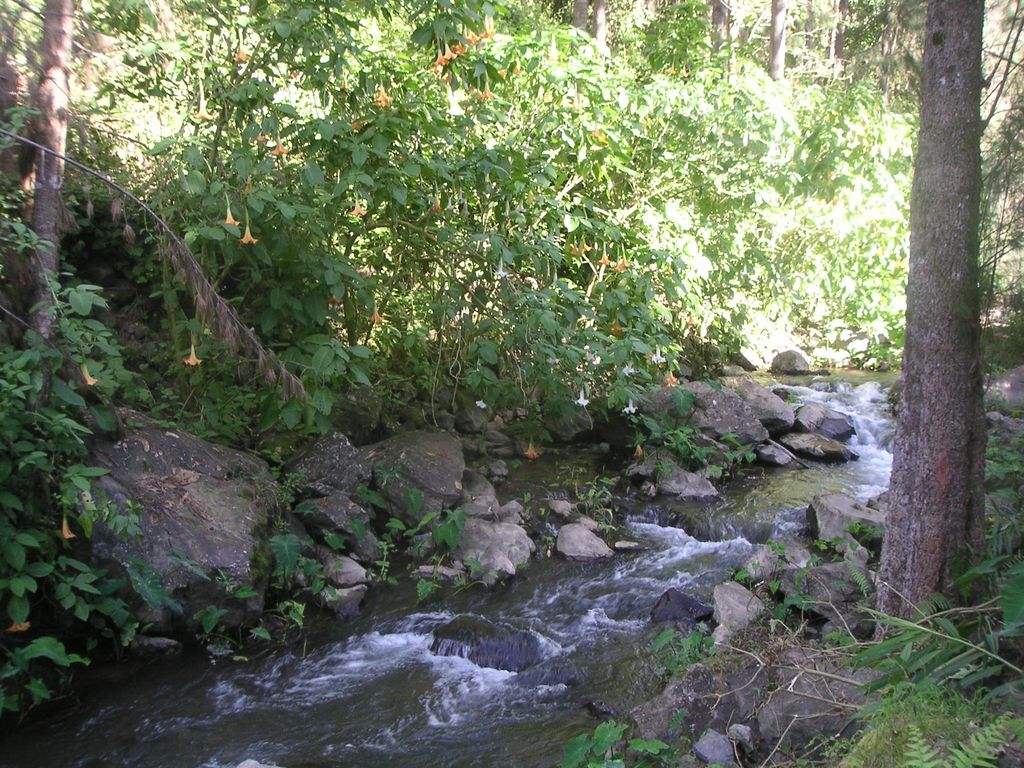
[0,376,895,768]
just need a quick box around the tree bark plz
[572,0,589,30]
[876,0,986,619]
[768,0,788,81]
[833,0,848,73]
[711,0,731,49]
[592,0,609,54]
[27,0,74,343]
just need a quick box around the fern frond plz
[902,724,944,768]
[947,716,1008,768]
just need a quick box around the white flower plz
[495,265,508,279]
[622,364,636,376]
[622,399,637,415]
[476,400,487,409]
[651,348,666,365]
[587,352,600,365]
[547,356,559,366]
[574,391,590,408]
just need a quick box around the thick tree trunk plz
[833,0,848,72]
[27,0,73,343]
[572,0,589,30]
[876,0,986,619]
[711,0,731,49]
[768,0,788,80]
[592,0,609,54]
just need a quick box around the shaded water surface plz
[1,377,894,768]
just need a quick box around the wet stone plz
[651,588,714,624]
[430,615,544,672]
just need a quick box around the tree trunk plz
[572,0,589,30]
[592,0,609,54]
[876,0,986,619]
[805,0,815,49]
[711,0,731,49]
[768,0,788,81]
[27,0,73,343]
[879,7,897,103]
[833,0,848,72]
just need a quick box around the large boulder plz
[460,470,500,518]
[650,588,714,626]
[285,431,371,497]
[770,350,810,375]
[778,433,858,463]
[88,424,278,634]
[556,523,613,560]
[794,403,856,441]
[626,451,719,501]
[644,382,768,446]
[712,582,765,645]
[807,493,885,552]
[362,431,465,526]
[741,538,812,581]
[724,378,795,436]
[544,403,595,443]
[630,660,765,745]
[431,615,544,671]
[456,518,535,584]
[295,494,381,564]
[756,647,872,752]
[754,441,796,467]
[316,548,368,588]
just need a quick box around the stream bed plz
[0,377,895,768]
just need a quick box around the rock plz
[732,350,761,371]
[545,404,595,443]
[431,615,543,671]
[548,499,575,519]
[282,510,317,557]
[556,523,613,560]
[576,515,601,532]
[988,365,1024,409]
[987,411,1024,439]
[489,459,509,479]
[644,383,768,446]
[756,646,873,752]
[317,584,367,619]
[614,540,646,552]
[807,493,885,552]
[285,431,371,497]
[778,433,858,462]
[770,350,810,375]
[417,564,465,584]
[317,549,368,588]
[727,723,754,753]
[130,636,183,657]
[754,441,795,467]
[362,431,465,527]
[712,582,764,645]
[88,424,277,634]
[483,429,512,448]
[434,410,456,431]
[455,399,490,433]
[332,386,383,445]
[741,538,812,580]
[295,494,380,564]
[721,364,747,377]
[460,470,500,518]
[724,378,795,436]
[794,402,856,441]
[626,451,719,501]
[630,661,765,744]
[779,562,873,634]
[651,588,714,625]
[237,761,284,768]
[456,518,535,583]
[497,500,524,525]
[694,729,735,766]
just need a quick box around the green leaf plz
[51,379,85,407]
[270,534,301,574]
[562,733,592,768]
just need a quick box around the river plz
[0,376,894,768]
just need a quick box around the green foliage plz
[650,626,715,677]
[842,685,1015,768]
[562,720,674,768]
